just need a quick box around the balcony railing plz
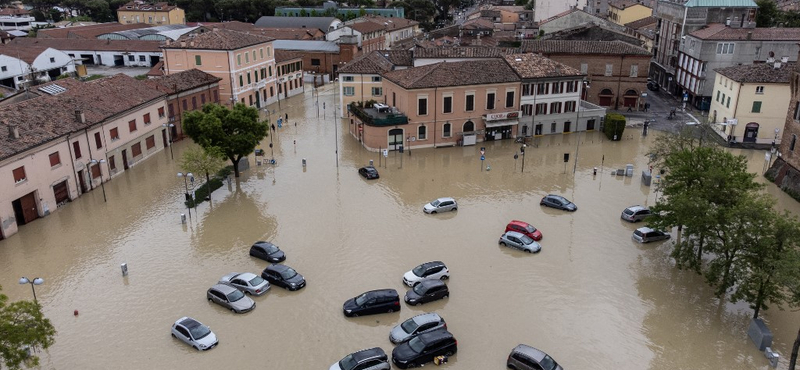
[350,103,408,126]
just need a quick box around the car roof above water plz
[512,344,548,362]
[351,347,388,362]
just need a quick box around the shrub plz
[603,113,626,141]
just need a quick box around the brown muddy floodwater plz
[1,85,799,370]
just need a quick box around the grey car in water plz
[206,284,256,313]
[507,344,563,370]
[329,347,390,370]
[218,272,271,296]
[390,312,447,344]
[632,227,671,243]
[171,317,218,351]
[540,194,577,211]
[499,231,542,253]
[423,197,458,214]
[621,205,652,222]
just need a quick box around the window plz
[343,86,355,96]
[372,76,382,82]
[371,87,382,96]
[94,132,102,149]
[268,66,272,77]
[550,102,562,114]
[73,141,82,158]
[192,97,197,109]
[143,113,151,125]
[465,94,474,111]
[12,166,25,183]
[260,48,264,59]
[245,52,249,63]
[139,55,146,62]
[311,58,321,66]
[129,119,137,132]
[158,107,165,118]
[182,99,188,110]
[752,101,762,113]
[343,76,354,82]
[247,72,251,84]
[716,42,735,54]
[551,122,557,133]
[716,91,720,102]
[522,104,533,116]
[443,123,452,137]
[201,94,206,104]
[755,86,764,94]
[565,101,576,112]
[195,55,202,66]
[727,97,731,108]
[128,55,135,62]
[552,83,563,94]
[50,57,55,63]
[418,125,427,140]
[110,128,119,140]
[443,96,453,113]
[237,54,241,65]
[0,66,5,72]
[566,81,576,93]
[239,75,243,87]
[522,84,531,96]
[605,64,613,76]
[49,152,61,167]
[535,103,547,115]
[506,91,515,108]
[146,135,155,149]
[91,164,101,179]
[537,83,548,95]
[486,92,495,110]
[794,101,800,120]
[131,142,142,157]
[630,64,639,77]
[109,155,116,170]
[418,97,428,115]
[213,90,218,102]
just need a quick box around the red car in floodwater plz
[505,220,542,241]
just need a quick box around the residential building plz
[709,62,792,146]
[608,0,652,26]
[538,8,623,35]
[651,0,757,96]
[0,41,75,90]
[144,69,222,141]
[273,39,359,82]
[0,74,168,239]
[117,1,186,25]
[6,37,163,68]
[504,54,606,137]
[0,7,35,31]
[677,24,800,110]
[275,50,305,101]
[348,22,386,53]
[254,16,342,34]
[534,0,588,22]
[275,1,404,18]
[338,50,412,117]
[624,16,657,52]
[521,39,651,109]
[586,0,655,17]
[768,50,800,198]
[162,29,278,109]
[412,47,512,67]
[351,59,521,151]
[357,15,421,48]
[36,22,148,39]
[541,23,645,49]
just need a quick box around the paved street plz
[0,84,798,369]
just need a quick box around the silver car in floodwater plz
[206,284,256,313]
[389,313,447,344]
[423,197,458,214]
[218,272,271,296]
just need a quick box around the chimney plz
[8,124,19,139]
[180,40,186,47]
[781,56,789,63]
[746,31,752,40]
[189,41,195,47]
[75,109,85,123]
[165,39,171,46]
[775,62,782,69]
[212,26,218,32]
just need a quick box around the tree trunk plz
[790,326,799,370]
[231,155,240,177]
[205,171,212,207]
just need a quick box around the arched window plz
[624,89,638,96]
[418,125,427,140]
[443,123,452,138]
[463,120,474,132]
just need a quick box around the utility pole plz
[790,326,799,370]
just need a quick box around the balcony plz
[350,104,408,126]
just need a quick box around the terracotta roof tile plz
[165,29,274,50]
[0,42,51,64]
[0,75,166,160]
[274,49,303,63]
[6,37,162,53]
[689,23,800,40]
[36,22,148,39]
[609,0,652,9]
[350,21,386,34]
[339,51,396,74]
[520,39,651,56]
[383,50,413,66]
[360,15,419,31]
[715,62,795,83]
[145,69,221,93]
[413,47,513,58]
[118,1,177,11]
[625,16,657,29]
[382,59,519,89]
[503,54,583,79]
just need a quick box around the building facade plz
[767,51,800,199]
[0,43,74,90]
[162,29,278,109]
[275,50,305,100]
[117,1,185,25]
[608,0,652,26]
[144,69,222,141]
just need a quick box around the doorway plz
[53,180,69,205]
[587,119,596,131]
[743,122,759,143]
[77,169,87,193]
[114,55,124,66]
[535,124,542,136]
[388,128,403,150]
[162,128,168,148]
[122,149,129,170]
[12,192,38,226]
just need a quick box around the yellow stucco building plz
[608,0,652,26]
[117,1,185,25]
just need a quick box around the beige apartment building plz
[607,0,651,26]
[710,63,793,146]
[162,29,278,109]
[0,74,169,240]
[338,50,412,118]
[117,1,185,25]
[349,59,521,151]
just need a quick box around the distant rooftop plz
[715,62,795,83]
[273,40,339,53]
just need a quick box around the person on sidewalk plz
[627,105,633,112]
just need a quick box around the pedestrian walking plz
[644,103,650,112]
[627,105,633,112]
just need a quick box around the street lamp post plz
[19,277,43,303]
[177,172,194,221]
[162,123,175,159]
[573,80,589,174]
[520,144,526,173]
[89,159,107,202]
[334,77,339,167]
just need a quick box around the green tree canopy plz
[183,103,267,178]
[756,0,778,27]
[0,286,57,370]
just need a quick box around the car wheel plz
[445,350,454,356]
[499,242,506,246]
[171,333,176,338]
[440,275,448,280]
[194,345,200,351]
[407,362,418,368]
[452,207,457,211]
[527,249,533,253]
[352,313,359,317]
[245,291,251,296]
[431,211,437,214]
[230,308,236,313]
[443,294,449,298]
[508,365,517,370]
[207,297,212,302]
[413,301,421,306]
[388,308,394,313]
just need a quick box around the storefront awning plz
[485,120,518,128]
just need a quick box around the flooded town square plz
[1,84,799,370]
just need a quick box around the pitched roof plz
[258,27,323,40]
[274,49,303,63]
[36,22,148,39]
[0,75,166,161]
[164,29,274,50]
[339,51,396,74]
[538,8,579,25]
[462,18,494,30]
[625,16,657,29]
[609,0,652,10]
[118,1,178,11]
[349,21,386,34]
[254,16,338,32]
[503,54,583,79]
[144,69,221,93]
[0,42,53,64]
[273,40,339,52]
[520,39,651,56]
[6,37,162,53]
[413,47,512,59]
[0,8,30,16]
[684,0,757,7]
[689,23,800,40]
[715,62,795,83]
[359,15,419,31]
[382,59,519,89]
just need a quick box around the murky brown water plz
[1,85,798,370]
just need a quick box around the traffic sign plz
[383,149,388,157]
[480,155,485,161]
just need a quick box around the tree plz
[183,103,268,178]
[180,146,226,206]
[756,0,778,27]
[0,286,57,370]
[602,113,626,140]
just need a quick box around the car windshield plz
[623,209,634,215]
[412,265,426,277]
[279,268,297,280]
[539,355,558,370]
[430,199,441,207]
[227,290,245,302]
[248,276,265,286]
[338,354,358,370]
[400,318,419,333]
[354,293,369,306]
[188,324,211,340]
[413,283,428,294]
[407,336,425,353]
[264,244,279,254]
[520,235,534,244]
[524,224,536,233]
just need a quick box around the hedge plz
[603,113,626,141]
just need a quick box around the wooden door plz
[122,149,129,170]
[19,192,38,224]
[53,180,69,204]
